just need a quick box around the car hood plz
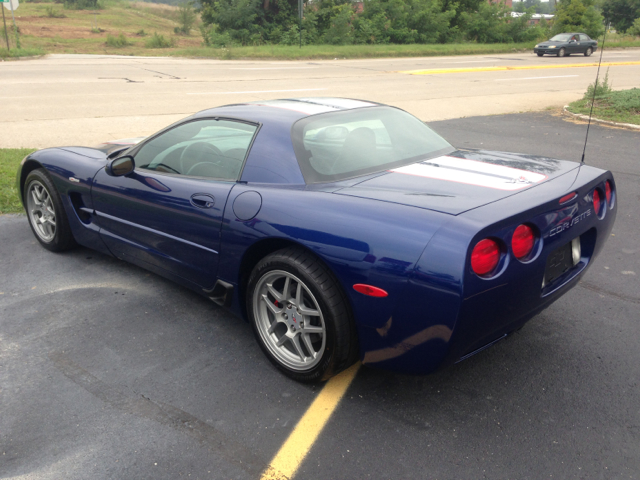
[333,150,580,215]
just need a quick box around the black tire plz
[584,47,593,57]
[557,48,566,57]
[537,52,544,57]
[246,246,357,383]
[23,169,76,252]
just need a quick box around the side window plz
[579,34,590,41]
[135,119,258,180]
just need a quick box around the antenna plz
[580,25,608,164]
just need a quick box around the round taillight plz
[471,238,500,276]
[512,224,535,260]
[605,181,612,204]
[593,189,601,216]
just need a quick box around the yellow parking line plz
[260,362,361,480]
[400,60,640,75]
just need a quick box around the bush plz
[201,25,235,47]
[136,29,147,36]
[145,32,176,48]
[44,5,66,17]
[628,18,640,36]
[64,0,102,10]
[105,33,131,47]
[584,68,612,100]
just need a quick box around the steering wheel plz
[186,161,233,178]
[180,142,223,174]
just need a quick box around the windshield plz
[291,106,454,183]
[549,34,572,41]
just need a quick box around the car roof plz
[193,97,381,124]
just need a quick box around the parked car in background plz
[534,33,598,57]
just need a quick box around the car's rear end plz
[360,161,616,375]
[442,164,616,367]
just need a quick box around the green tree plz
[175,1,197,35]
[552,0,605,37]
[628,16,640,33]
[602,0,640,32]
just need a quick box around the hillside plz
[4,0,202,55]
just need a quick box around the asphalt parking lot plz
[1,112,639,479]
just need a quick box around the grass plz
[567,88,640,125]
[0,47,45,59]
[0,149,36,215]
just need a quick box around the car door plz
[567,35,581,54]
[91,118,259,288]
[579,34,592,52]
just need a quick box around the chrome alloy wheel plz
[26,180,57,243]
[252,270,326,371]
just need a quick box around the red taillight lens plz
[512,224,535,260]
[593,189,601,215]
[605,181,612,204]
[471,238,500,276]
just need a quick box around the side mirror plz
[106,155,135,176]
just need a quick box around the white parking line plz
[495,75,580,81]
[228,67,320,70]
[186,88,327,95]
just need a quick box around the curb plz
[563,105,640,131]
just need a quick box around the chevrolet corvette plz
[16,98,617,382]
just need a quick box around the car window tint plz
[550,34,571,42]
[579,34,590,41]
[135,119,257,180]
[292,106,454,183]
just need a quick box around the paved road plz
[2,112,638,479]
[1,50,639,147]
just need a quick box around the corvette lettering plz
[549,209,591,236]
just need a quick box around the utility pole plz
[298,0,302,48]
[8,0,18,49]
[2,3,9,51]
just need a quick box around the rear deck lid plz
[333,150,580,215]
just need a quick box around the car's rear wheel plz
[584,47,593,57]
[537,52,544,57]
[24,169,76,252]
[247,247,357,382]
[557,48,566,57]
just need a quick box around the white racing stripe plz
[391,155,547,191]
[186,88,327,95]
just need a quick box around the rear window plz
[291,106,454,184]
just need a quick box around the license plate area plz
[544,240,575,285]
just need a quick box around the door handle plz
[191,193,215,209]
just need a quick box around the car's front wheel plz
[247,247,356,382]
[585,47,593,57]
[537,52,544,57]
[557,47,566,57]
[24,169,76,252]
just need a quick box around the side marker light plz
[353,284,389,297]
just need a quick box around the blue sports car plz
[16,98,617,382]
